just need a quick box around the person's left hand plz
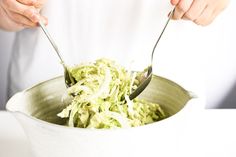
[0,0,47,31]
[170,0,230,26]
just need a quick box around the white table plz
[1,108,236,157]
[0,111,32,157]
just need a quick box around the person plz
[0,0,229,99]
[0,0,229,31]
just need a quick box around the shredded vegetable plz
[58,58,166,129]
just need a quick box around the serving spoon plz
[38,20,76,88]
[129,8,175,100]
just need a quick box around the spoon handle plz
[151,7,175,65]
[38,20,65,64]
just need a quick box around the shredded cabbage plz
[57,58,166,129]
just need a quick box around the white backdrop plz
[205,1,236,108]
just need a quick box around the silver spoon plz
[129,8,175,100]
[38,20,76,87]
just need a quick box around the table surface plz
[1,108,236,157]
[0,112,32,157]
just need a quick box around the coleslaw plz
[58,58,166,129]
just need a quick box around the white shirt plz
[9,0,235,108]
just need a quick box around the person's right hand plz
[170,0,229,26]
[0,0,47,31]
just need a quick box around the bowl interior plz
[21,75,191,125]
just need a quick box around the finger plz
[170,0,180,6]
[2,0,40,23]
[34,0,47,9]
[0,8,25,31]
[17,0,45,9]
[172,0,193,20]
[183,0,207,21]
[194,6,213,25]
[16,0,37,6]
[195,4,225,26]
[8,11,38,27]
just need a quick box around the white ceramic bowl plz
[6,75,193,157]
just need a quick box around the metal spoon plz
[129,8,175,100]
[38,20,76,87]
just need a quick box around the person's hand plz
[170,0,230,26]
[0,0,47,31]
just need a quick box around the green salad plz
[58,58,166,129]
